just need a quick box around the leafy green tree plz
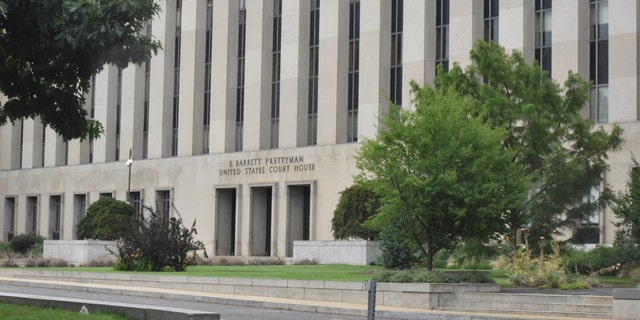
[331,183,381,241]
[0,0,160,141]
[357,89,528,270]
[76,197,134,240]
[434,40,623,252]
[612,157,640,245]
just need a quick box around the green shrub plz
[9,233,44,254]
[377,227,419,269]
[0,242,11,256]
[505,241,597,288]
[566,244,640,276]
[77,197,134,240]
[331,183,381,240]
[111,205,207,272]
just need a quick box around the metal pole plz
[127,148,132,205]
[366,279,377,320]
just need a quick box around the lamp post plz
[126,148,133,205]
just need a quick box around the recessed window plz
[435,0,450,73]
[484,0,499,43]
[589,0,608,123]
[270,0,282,149]
[390,0,403,107]
[307,0,320,146]
[535,0,552,76]
[347,0,360,143]
[236,0,247,151]
[171,0,183,157]
[202,0,213,154]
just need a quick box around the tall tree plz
[612,157,640,245]
[435,41,623,252]
[0,0,161,141]
[357,89,528,270]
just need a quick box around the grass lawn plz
[23,265,637,287]
[40,264,383,282]
[598,276,637,287]
[0,302,126,320]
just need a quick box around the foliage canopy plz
[357,41,623,269]
[357,88,528,270]
[76,197,134,241]
[612,157,640,245]
[331,183,381,241]
[0,0,160,141]
[433,41,623,251]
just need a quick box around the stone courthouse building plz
[0,0,635,256]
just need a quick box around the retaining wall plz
[292,240,381,265]
[0,269,499,309]
[43,240,117,265]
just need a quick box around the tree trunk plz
[510,228,518,256]
[426,231,434,271]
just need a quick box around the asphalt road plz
[0,284,369,320]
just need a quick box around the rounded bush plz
[9,233,44,254]
[76,197,134,240]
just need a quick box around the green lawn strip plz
[598,276,636,287]
[0,302,127,320]
[18,265,636,287]
[35,264,383,282]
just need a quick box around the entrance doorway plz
[250,186,272,256]
[287,184,311,257]
[215,188,237,256]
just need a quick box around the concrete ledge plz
[293,240,381,265]
[43,240,117,266]
[0,292,220,320]
[613,289,640,320]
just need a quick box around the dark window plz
[27,196,38,234]
[236,0,247,151]
[5,198,16,241]
[172,0,182,156]
[129,191,142,220]
[435,0,450,73]
[73,194,87,239]
[50,195,62,240]
[116,68,122,161]
[143,22,152,159]
[483,0,499,43]
[156,190,171,222]
[535,0,552,76]
[203,0,213,154]
[347,0,360,143]
[308,0,320,146]
[589,0,608,123]
[271,0,282,149]
[39,123,45,168]
[390,0,403,107]
[89,76,95,163]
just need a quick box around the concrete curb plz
[0,291,220,320]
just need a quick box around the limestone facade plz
[0,0,636,255]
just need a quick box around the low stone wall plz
[43,240,117,266]
[0,269,500,310]
[613,288,640,320]
[292,240,381,265]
